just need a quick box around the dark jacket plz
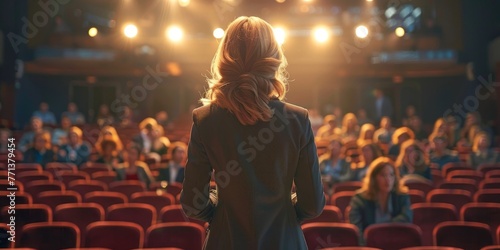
[22,148,55,168]
[157,163,185,184]
[349,191,412,244]
[180,100,325,250]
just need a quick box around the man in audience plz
[62,102,85,125]
[429,135,459,169]
[19,116,44,152]
[22,131,55,168]
[157,142,187,184]
[133,117,158,154]
[52,116,72,146]
[32,102,57,126]
[57,126,91,167]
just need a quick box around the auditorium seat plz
[91,171,117,186]
[54,203,104,246]
[442,162,472,177]
[57,172,90,187]
[160,205,206,227]
[332,181,362,193]
[0,180,24,192]
[37,190,82,211]
[480,179,500,190]
[427,189,472,211]
[321,248,382,250]
[330,191,355,218]
[475,189,500,203]
[164,182,183,197]
[478,163,500,175]
[404,181,434,197]
[302,222,359,249]
[0,170,8,180]
[481,246,500,250]
[16,222,79,250]
[25,180,65,201]
[411,203,458,246]
[85,221,144,249]
[130,192,175,219]
[439,179,477,195]
[497,225,500,244]
[431,169,444,187]
[461,203,500,234]
[17,171,53,185]
[434,221,493,250]
[302,205,342,224]
[1,204,52,232]
[364,223,422,250]
[401,247,464,250]
[45,162,78,175]
[84,191,128,212]
[408,189,426,204]
[485,170,500,179]
[447,170,484,183]
[80,164,112,176]
[107,203,156,232]
[16,163,43,174]
[0,191,32,209]
[68,180,108,197]
[146,222,205,249]
[109,180,145,198]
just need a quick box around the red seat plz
[91,171,117,186]
[447,170,483,183]
[481,245,500,250]
[475,189,500,203]
[427,189,472,212]
[478,163,500,175]
[330,191,355,217]
[46,162,78,175]
[84,191,128,212]
[160,205,206,227]
[25,180,65,201]
[107,203,156,232]
[498,223,500,244]
[302,222,359,249]
[431,169,444,187]
[408,189,426,204]
[401,247,464,250]
[146,222,205,249]
[17,171,53,185]
[0,180,24,192]
[68,180,108,197]
[364,223,422,250]
[404,181,434,197]
[461,203,500,234]
[1,204,52,231]
[434,221,493,250]
[302,205,342,224]
[56,172,90,187]
[481,179,500,190]
[442,162,473,177]
[332,181,362,193]
[130,192,175,218]
[485,170,500,179]
[16,163,43,172]
[37,190,82,211]
[439,178,477,195]
[411,203,458,246]
[80,164,112,176]
[321,248,382,250]
[16,222,80,249]
[54,203,105,246]
[109,180,145,198]
[0,191,32,208]
[85,221,144,249]
[0,170,8,180]
[165,182,183,197]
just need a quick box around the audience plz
[22,131,55,168]
[388,127,415,159]
[316,115,341,140]
[133,117,158,154]
[409,116,428,141]
[373,116,395,146]
[357,108,372,126]
[430,118,454,148]
[308,109,324,132]
[32,102,57,126]
[319,138,352,186]
[373,88,393,124]
[468,132,500,169]
[19,116,45,152]
[57,126,91,167]
[95,126,124,156]
[155,111,169,127]
[157,142,187,184]
[96,104,115,127]
[445,115,461,147]
[349,157,412,245]
[429,135,459,169]
[395,139,432,181]
[402,105,416,127]
[95,139,123,171]
[115,144,154,188]
[357,123,375,146]
[352,141,383,181]
[340,113,359,143]
[62,102,85,125]
[117,106,136,128]
[148,125,171,161]
[51,116,72,146]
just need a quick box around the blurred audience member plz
[333,107,343,128]
[116,144,154,188]
[357,123,375,146]
[373,88,393,123]
[22,131,55,168]
[429,118,454,148]
[19,116,44,152]
[341,113,359,143]
[95,139,123,171]
[396,140,432,180]
[319,138,352,185]
[157,141,187,184]
[357,108,372,126]
[374,116,395,145]
[388,127,415,158]
[96,104,115,127]
[402,105,416,127]
[62,102,85,125]
[409,116,428,141]
[95,126,123,155]
[349,157,412,245]
[32,102,56,126]
[0,129,12,153]
[445,115,461,147]
[148,125,171,161]
[57,126,91,167]
[316,115,341,140]
[155,111,169,127]
[118,106,136,128]
[352,142,383,181]
[133,118,158,154]
[468,132,499,169]
[51,116,72,146]
[429,135,459,170]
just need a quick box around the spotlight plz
[273,27,286,45]
[167,25,183,42]
[123,24,138,38]
[88,27,98,37]
[313,27,330,43]
[355,25,369,39]
[178,0,190,7]
[213,28,225,39]
[276,0,286,3]
[395,27,405,37]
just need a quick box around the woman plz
[429,134,459,170]
[95,126,124,156]
[57,126,91,167]
[115,144,154,189]
[468,132,499,169]
[349,157,412,245]
[319,138,352,186]
[95,139,123,171]
[23,131,55,168]
[157,142,186,184]
[180,16,325,250]
[316,114,341,140]
[395,139,432,180]
[357,123,375,146]
[429,118,453,148]
[352,141,382,181]
[388,127,415,158]
[96,104,115,127]
[340,113,359,143]
[148,125,171,161]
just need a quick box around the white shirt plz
[141,131,152,153]
[169,161,181,183]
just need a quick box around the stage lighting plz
[123,24,138,38]
[178,0,190,7]
[313,27,329,43]
[395,27,405,37]
[88,27,98,37]
[276,0,286,3]
[167,25,184,42]
[355,25,369,39]
[274,27,286,45]
[213,28,225,39]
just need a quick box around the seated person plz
[429,135,459,169]
[468,132,499,169]
[373,117,395,145]
[352,142,382,181]
[95,126,124,156]
[96,104,115,127]
[349,157,412,245]
[95,139,123,171]
[132,117,158,154]
[32,102,57,126]
[319,138,352,186]
[357,123,375,146]
[340,113,360,143]
[388,127,415,159]
[148,125,171,161]
[62,102,85,125]
[395,139,432,180]
[51,116,72,146]
[22,131,55,168]
[57,126,91,167]
[115,144,154,189]
[316,115,341,140]
[19,116,44,152]
[157,142,187,184]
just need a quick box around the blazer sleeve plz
[180,117,215,222]
[391,194,412,223]
[294,112,325,221]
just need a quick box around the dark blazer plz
[349,191,412,244]
[180,100,325,250]
[157,163,185,183]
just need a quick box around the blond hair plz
[360,156,408,200]
[95,126,123,154]
[34,131,52,150]
[68,126,83,144]
[203,16,288,125]
[358,123,375,145]
[472,132,489,152]
[391,127,415,145]
[395,139,428,170]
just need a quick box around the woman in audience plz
[319,138,352,186]
[23,131,55,168]
[51,115,72,146]
[388,127,415,159]
[445,115,461,147]
[352,141,383,181]
[395,139,432,180]
[357,123,375,146]
[96,104,115,127]
[157,142,187,184]
[62,102,85,125]
[316,115,341,140]
[340,113,359,143]
[95,126,124,156]
[373,116,395,145]
[132,117,158,154]
[19,116,44,152]
[409,116,428,141]
[468,132,500,169]
[349,157,412,245]
[148,125,171,161]
[118,106,136,128]
[429,134,459,169]
[95,139,123,171]
[57,126,91,167]
[115,144,154,188]
[429,118,454,149]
